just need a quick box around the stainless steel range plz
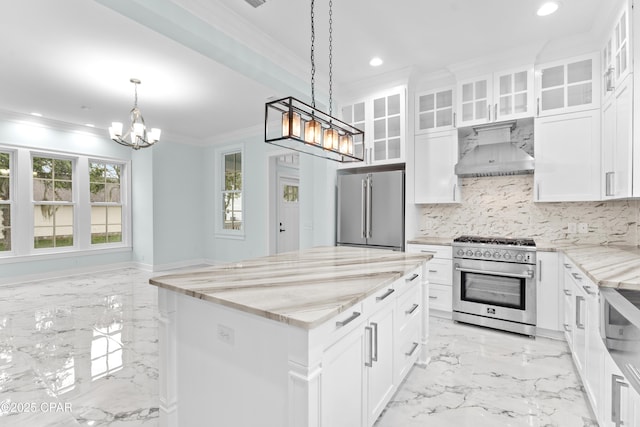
[452,235,537,336]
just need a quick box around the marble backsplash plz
[417,174,640,246]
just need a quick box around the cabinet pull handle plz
[367,175,373,238]
[453,183,457,201]
[563,289,572,296]
[563,263,572,269]
[536,183,540,200]
[563,323,571,332]
[376,288,395,301]
[336,311,361,328]
[576,296,585,329]
[371,322,379,362]
[365,326,373,367]
[406,303,420,313]
[453,112,457,128]
[538,260,542,282]
[612,374,629,427]
[606,67,615,92]
[420,250,437,254]
[428,295,438,300]
[405,342,419,357]
[571,272,582,281]
[582,285,596,296]
[536,97,540,116]
[606,171,615,197]
[361,179,367,238]
[494,103,497,120]
[487,104,491,122]
[428,269,438,273]
[406,273,419,282]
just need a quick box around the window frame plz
[0,149,14,255]
[0,144,131,262]
[215,144,245,239]
[88,159,126,247]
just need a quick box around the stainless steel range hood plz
[454,120,534,177]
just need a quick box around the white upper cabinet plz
[456,65,534,127]
[414,131,460,204]
[340,86,406,167]
[603,2,631,101]
[535,52,601,116]
[415,87,455,134]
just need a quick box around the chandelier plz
[264,0,363,162]
[109,78,161,150]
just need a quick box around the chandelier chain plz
[310,0,316,108]
[328,0,333,116]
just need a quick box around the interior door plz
[367,170,404,248]
[337,173,367,246]
[276,176,299,253]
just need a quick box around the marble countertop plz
[409,235,640,291]
[149,246,431,329]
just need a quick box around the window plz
[222,151,242,231]
[0,152,11,251]
[89,162,123,244]
[283,184,299,202]
[32,156,74,248]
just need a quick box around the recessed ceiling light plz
[369,57,383,67]
[30,112,43,117]
[537,1,559,16]
[84,123,95,128]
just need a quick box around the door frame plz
[267,151,300,255]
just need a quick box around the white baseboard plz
[0,261,137,286]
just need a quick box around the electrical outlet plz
[568,222,577,233]
[578,223,588,234]
[217,324,235,345]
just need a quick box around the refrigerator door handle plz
[361,178,367,239]
[367,175,373,238]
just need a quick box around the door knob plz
[279,228,286,232]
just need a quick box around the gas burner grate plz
[453,235,536,247]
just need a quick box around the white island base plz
[152,247,430,427]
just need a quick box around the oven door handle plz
[455,266,534,279]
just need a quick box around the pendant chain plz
[328,0,333,116]
[310,0,316,108]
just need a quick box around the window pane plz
[90,183,106,203]
[568,83,592,106]
[0,204,10,251]
[387,138,401,159]
[419,112,434,130]
[353,102,365,122]
[475,80,487,99]
[436,108,452,127]
[374,119,386,140]
[223,193,242,230]
[107,206,122,243]
[373,97,386,119]
[387,94,400,115]
[499,75,512,95]
[224,152,242,191]
[462,83,473,102]
[387,116,401,138]
[34,205,74,248]
[0,153,9,201]
[541,87,564,110]
[33,157,53,179]
[106,184,120,203]
[567,59,592,83]
[514,71,527,92]
[54,159,73,181]
[341,105,353,123]
[436,90,452,108]
[54,181,73,202]
[419,94,434,112]
[541,65,564,88]
[91,206,107,243]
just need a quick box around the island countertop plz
[149,246,431,329]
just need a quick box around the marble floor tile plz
[376,317,598,427]
[0,268,597,426]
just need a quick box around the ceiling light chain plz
[328,0,333,116]
[310,0,316,109]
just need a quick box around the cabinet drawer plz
[397,284,421,333]
[320,303,365,348]
[395,321,421,380]
[429,283,452,312]
[426,259,452,285]
[406,244,452,259]
[393,266,422,297]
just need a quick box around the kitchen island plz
[149,246,432,427]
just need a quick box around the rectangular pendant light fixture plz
[265,96,364,163]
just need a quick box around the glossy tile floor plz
[0,268,597,426]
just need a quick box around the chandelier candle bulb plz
[339,134,353,155]
[109,122,123,138]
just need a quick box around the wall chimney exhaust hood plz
[454,120,534,177]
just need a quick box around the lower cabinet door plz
[322,326,366,427]
[367,303,395,426]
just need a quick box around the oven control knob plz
[483,251,491,258]
[515,253,524,262]
[493,252,501,259]
[466,250,473,256]
[457,249,465,256]
[474,250,482,257]
[503,253,511,260]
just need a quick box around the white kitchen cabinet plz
[602,73,633,199]
[534,109,601,201]
[456,65,534,127]
[536,53,600,116]
[322,324,366,427]
[415,87,455,134]
[406,244,453,317]
[603,2,631,102]
[366,295,395,425]
[340,86,406,167]
[414,131,460,204]
[602,350,640,427]
[561,261,574,347]
[535,251,561,334]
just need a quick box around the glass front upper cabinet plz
[415,87,455,134]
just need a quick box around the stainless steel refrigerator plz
[337,170,405,251]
